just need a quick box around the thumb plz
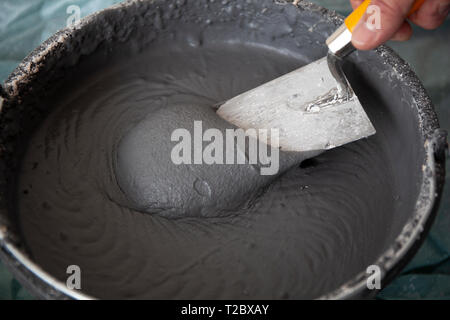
[351,0,416,50]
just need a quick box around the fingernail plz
[439,3,450,16]
[352,19,379,49]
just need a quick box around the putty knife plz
[217,0,425,152]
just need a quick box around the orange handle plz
[345,0,426,32]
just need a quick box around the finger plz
[350,0,365,10]
[390,21,413,41]
[408,0,450,29]
[351,0,416,50]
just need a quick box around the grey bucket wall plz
[0,0,446,300]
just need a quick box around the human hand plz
[350,0,450,50]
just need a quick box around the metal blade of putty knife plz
[217,56,376,152]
